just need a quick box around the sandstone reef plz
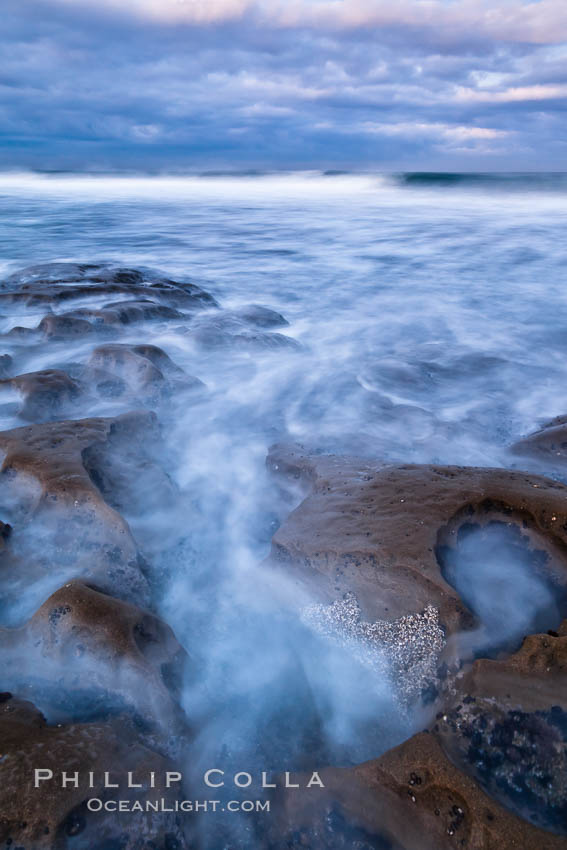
[0,262,565,850]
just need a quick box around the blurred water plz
[1,171,566,467]
[1,171,566,845]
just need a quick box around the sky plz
[1,0,566,171]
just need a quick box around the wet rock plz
[0,262,218,312]
[128,344,185,375]
[191,322,301,352]
[102,299,184,323]
[459,620,567,711]
[0,411,160,612]
[182,303,299,352]
[0,369,82,421]
[234,304,289,328]
[269,732,566,850]
[87,343,204,403]
[38,314,94,340]
[0,694,187,849]
[0,581,188,737]
[4,324,38,340]
[434,625,567,836]
[89,344,167,391]
[70,298,184,326]
[511,417,567,474]
[266,445,567,638]
[0,353,12,377]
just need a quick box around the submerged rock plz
[87,342,204,405]
[69,298,184,326]
[233,304,290,328]
[38,314,94,340]
[0,368,82,421]
[190,321,301,352]
[511,415,567,474]
[1,262,218,311]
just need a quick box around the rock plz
[183,304,299,352]
[234,304,289,328]
[0,262,218,312]
[191,322,301,352]
[87,343,204,403]
[0,694,187,849]
[432,624,567,835]
[0,369,82,421]
[458,621,567,711]
[38,314,94,340]
[0,581,188,737]
[89,344,167,392]
[0,411,160,613]
[511,417,567,473]
[71,299,184,326]
[4,324,38,340]
[266,446,567,640]
[0,353,12,377]
[268,731,567,850]
[128,343,186,375]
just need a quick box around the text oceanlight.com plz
[86,799,271,814]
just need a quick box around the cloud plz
[356,121,511,141]
[0,0,566,169]
[45,0,567,44]
[454,83,567,103]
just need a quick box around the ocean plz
[1,170,566,847]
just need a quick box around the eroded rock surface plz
[0,694,187,849]
[267,445,567,639]
[268,731,566,850]
[1,260,565,849]
[265,446,567,848]
[0,411,163,614]
[0,582,188,738]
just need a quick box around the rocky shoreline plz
[0,262,565,849]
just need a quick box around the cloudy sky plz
[1,0,566,170]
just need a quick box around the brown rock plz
[87,343,204,404]
[99,299,184,323]
[269,732,566,850]
[0,581,188,736]
[68,300,184,326]
[0,369,82,421]
[0,694,187,849]
[37,314,94,340]
[422,622,567,837]
[456,624,567,711]
[0,411,158,608]
[89,344,166,391]
[266,446,567,638]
